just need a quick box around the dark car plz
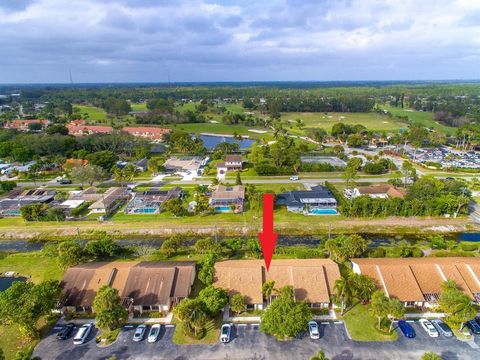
[57,323,75,340]
[398,320,416,338]
[466,320,480,335]
[58,179,72,184]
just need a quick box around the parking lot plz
[33,321,480,360]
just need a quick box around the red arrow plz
[258,193,277,271]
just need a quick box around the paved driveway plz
[33,321,480,360]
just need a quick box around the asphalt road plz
[33,321,480,360]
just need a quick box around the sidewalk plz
[57,312,174,325]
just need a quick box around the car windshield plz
[151,328,159,336]
[438,323,449,331]
[222,327,229,335]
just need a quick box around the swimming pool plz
[215,206,232,213]
[308,208,338,215]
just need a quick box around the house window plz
[405,301,415,307]
[246,304,255,310]
[151,306,160,311]
[142,305,152,311]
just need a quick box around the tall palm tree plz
[310,350,329,360]
[334,275,354,315]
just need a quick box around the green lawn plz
[172,316,221,345]
[0,252,64,359]
[341,304,397,342]
[0,251,63,283]
[282,111,408,133]
[382,104,456,135]
[73,104,108,121]
[130,102,147,111]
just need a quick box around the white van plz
[73,323,94,345]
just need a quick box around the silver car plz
[133,324,147,342]
[308,321,320,339]
[432,320,453,337]
[220,323,232,343]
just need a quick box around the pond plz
[197,134,256,150]
[0,276,27,292]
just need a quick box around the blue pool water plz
[0,277,27,292]
[308,208,338,215]
[215,206,232,213]
[198,134,255,150]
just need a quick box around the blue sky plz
[1,0,479,83]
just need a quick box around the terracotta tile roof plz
[3,119,48,130]
[357,185,405,198]
[213,259,340,304]
[351,258,480,302]
[122,127,170,141]
[66,121,113,136]
[210,185,245,200]
[60,261,195,307]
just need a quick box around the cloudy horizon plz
[1,0,479,83]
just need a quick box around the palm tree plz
[369,291,390,329]
[388,298,405,333]
[262,281,276,304]
[310,350,329,360]
[334,275,354,315]
[352,274,376,304]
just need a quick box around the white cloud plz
[0,0,479,82]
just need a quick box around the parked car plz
[220,323,232,343]
[56,323,75,340]
[432,319,453,337]
[289,175,299,181]
[133,324,147,342]
[73,323,94,345]
[308,321,320,339]
[57,178,72,184]
[398,320,416,338]
[466,320,480,335]
[419,319,439,337]
[147,324,161,343]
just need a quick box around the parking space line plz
[334,321,343,324]
[165,325,175,328]
[237,324,247,327]
[321,322,329,325]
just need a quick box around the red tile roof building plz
[122,127,170,142]
[4,119,49,131]
[66,120,113,136]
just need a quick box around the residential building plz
[213,259,340,310]
[66,120,113,136]
[122,126,170,142]
[344,184,406,199]
[59,261,196,313]
[3,119,48,132]
[216,155,243,173]
[88,187,129,214]
[124,187,182,214]
[209,185,245,213]
[0,188,56,217]
[163,156,208,175]
[276,185,338,215]
[351,258,480,308]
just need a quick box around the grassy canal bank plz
[0,213,475,241]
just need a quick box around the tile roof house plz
[88,187,129,214]
[122,127,170,142]
[216,155,243,172]
[213,259,340,310]
[66,120,113,136]
[124,187,182,214]
[3,119,49,132]
[351,258,480,307]
[163,156,209,175]
[209,185,245,213]
[276,185,337,214]
[345,184,405,199]
[60,261,196,313]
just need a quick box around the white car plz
[289,175,299,181]
[147,324,161,343]
[133,324,147,342]
[73,323,94,345]
[308,321,320,339]
[419,319,439,337]
[220,323,232,343]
